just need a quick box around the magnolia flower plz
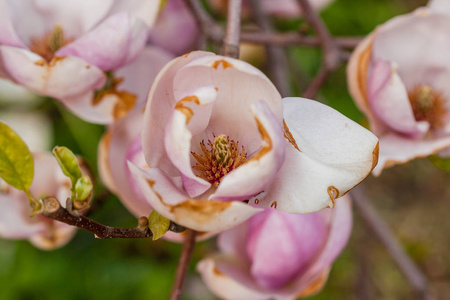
[209,0,334,18]
[129,51,378,232]
[347,6,450,175]
[197,195,352,300]
[0,0,161,123]
[148,0,199,56]
[0,152,89,250]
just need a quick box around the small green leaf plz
[74,175,93,202]
[0,121,34,191]
[52,146,82,187]
[429,155,450,171]
[148,210,171,241]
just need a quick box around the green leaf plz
[0,121,34,191]
[429,155,450,171]
[74,175,93,202]
[52,146,82,188]
[148,210,171,241]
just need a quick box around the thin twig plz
[248,0,290,96]
[185,0,223,43]
[223,0,242,58]
[41,197,185,239]
[302,67,329,98]
[297,0,341,70]
[240,31,362,49]
[169,229,197,300]
[350,186,435,300]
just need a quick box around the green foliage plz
[0,121,34,192]
[52,146,82,188]
[148,210,171,241]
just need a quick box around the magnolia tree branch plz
[41,197,185,239]
[223,0,242,58]
[186,0,223,43]
[169,230,198,300]
[350,187,435,300]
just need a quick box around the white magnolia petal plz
[109,0,161,27]
[173,55,283,153]
[164,86,218,197]
[373,133,450,176]
[143,51,215,174]
[210,100,285,201]
[128,163,262,232]
[0,46,106,99]
[368,59,429,137]
[256,98,378,213]
[428,0,450,17]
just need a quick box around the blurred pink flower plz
[197,195,352,300]
[148,0,199,55]
[347,6,450,175]
[0,0,161,123]
[0,152,89,250]
[129,51,378,232]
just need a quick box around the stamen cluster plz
[408,85,447,130]
[192,134,246,186]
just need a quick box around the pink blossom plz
[0,152,89,250]
[347,6,450,175]
[197,195,352,300]
[129,51,378,232]
[0,0,161,123]
[148,0,199,55]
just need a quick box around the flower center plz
[29,24,72,62]
[192,134,246,187]
[408,85,447,130]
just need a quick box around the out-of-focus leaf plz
[52,146,82,187]
[0,121,34,191]
[148,210,170,241]
[429,155,450,171]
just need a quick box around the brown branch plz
[240,31,362,49]
[302,66,329,98]
[169,229,197,300]
[223,0,242,58]
[41,197,185,239]
[350,186,436,300]
[185,0,223,43]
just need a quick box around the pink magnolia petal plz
[143,51,215,174]
[368,59,429,137]
[148,0,198,55]
[56,13,148,71]
[428,0,450,17]
[116,46,174,109]
[128,163,262,232]
[210,100,285,201]
[108,0,161,27]
[0,46,106,98]
[373,133,450,176]
[0,0,24,47]
[247,208,329,290]
[5,0,114,45]
[164,86,218,197]
[197,258,268,300]
[255,98,378,213]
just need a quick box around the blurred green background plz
[2,0,449,299]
